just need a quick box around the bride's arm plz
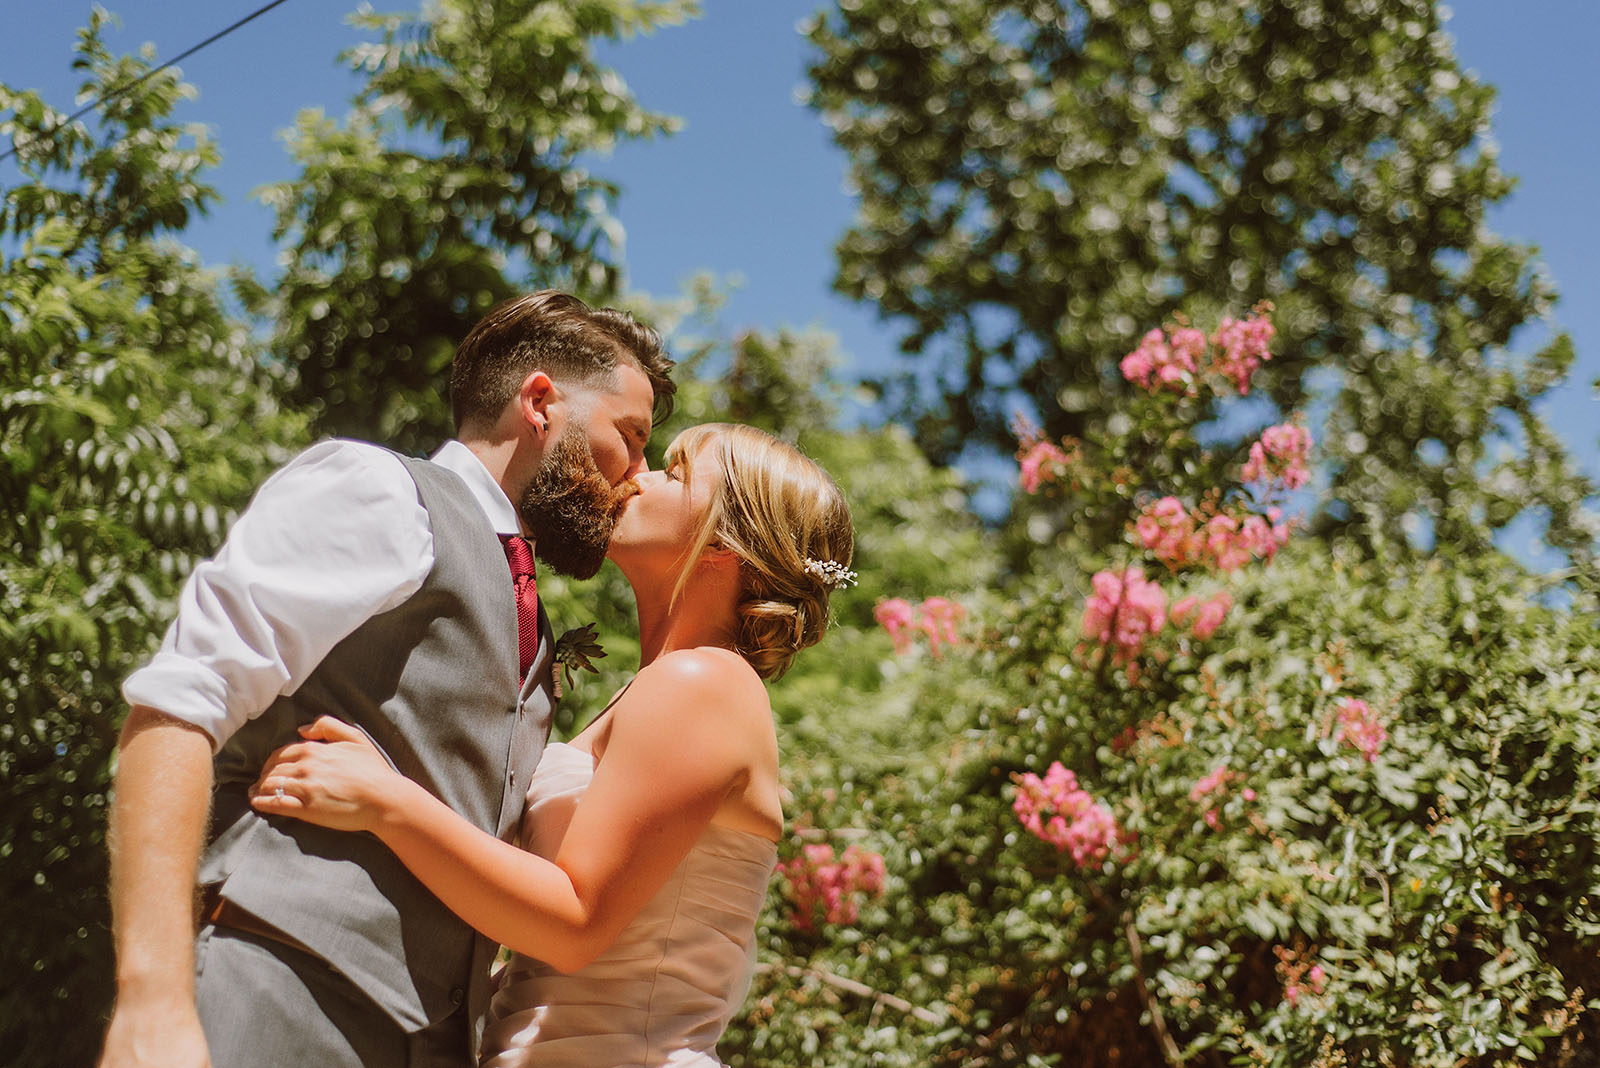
[250,649,769,973]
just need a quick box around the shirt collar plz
[430,439,520,537]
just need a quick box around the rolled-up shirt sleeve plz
[122,440,434,750]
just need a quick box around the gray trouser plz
[195,924,472,1068]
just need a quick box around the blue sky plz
[3,0,1595,513]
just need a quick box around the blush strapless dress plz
[478,742,778,1068]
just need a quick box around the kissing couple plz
[98,291,856,1068]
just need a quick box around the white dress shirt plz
[122,439,520,750]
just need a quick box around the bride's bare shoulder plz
[626,648,770,731]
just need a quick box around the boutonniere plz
[551,622,606,701]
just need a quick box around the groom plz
[98,292,675,1068]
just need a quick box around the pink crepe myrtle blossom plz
[873,598,916,654]
[876,596,968,657]
[1204,514,1253,572]
[1336,698,1387,762]
[918,597,967,657]
[1169,326,1207,372]
[1134,496,1204,570]
[777,843,888,932]
[1170,595,1199,627]
[1190,764,1233,803]
[1012,762,1120,868]
[1197,508,1291,572]
[1171,590,1232,639]
[1242,422,1313,491]
[1191,763,1234,830]
[1190,591,1233,640]
[1119,328,1197,393]
[1019,439,1070,494]
[1209,308,1276,394]
[1082,568,1167,664]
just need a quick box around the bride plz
[249,422,854,1067]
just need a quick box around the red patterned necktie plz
[498,534,539,679]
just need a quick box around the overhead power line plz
[0,0,294,165]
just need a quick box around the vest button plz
[450,987,465,1007]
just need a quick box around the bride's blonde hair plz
[665,424,854,680]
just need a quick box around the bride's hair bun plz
[665,424,854,680]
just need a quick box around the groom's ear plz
[516,371,558,436]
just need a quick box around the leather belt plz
[199,887,317,959]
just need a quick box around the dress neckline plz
[539,741,781,849]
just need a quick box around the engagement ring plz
[273,784,285,801]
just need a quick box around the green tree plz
[805,0,1595,574]
[255,0,694,452]
[0,14,307,1062]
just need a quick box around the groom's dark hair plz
[450,291,675,434]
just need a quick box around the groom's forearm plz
[106,706,215,994]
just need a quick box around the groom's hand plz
[99,988,211,1068]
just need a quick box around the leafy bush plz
[727,536,1600,1066]
[724,314,1600,1066]
[0,18,306,1062]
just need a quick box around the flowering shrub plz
[728,307,1600,1068]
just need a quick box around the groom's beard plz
[518,430,638,580]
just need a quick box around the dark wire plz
[0,0,295,165]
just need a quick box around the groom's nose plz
[619,449,648,482]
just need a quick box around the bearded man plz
[97,292,675,1068]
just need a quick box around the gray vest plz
[201,453,554,1048]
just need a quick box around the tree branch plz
[754,962,945,1025]
[1123,910,1185,1067]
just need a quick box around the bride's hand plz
[249,716,404,833]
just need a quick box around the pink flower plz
[1190,764,1232,803]
[1119,329,1164,388]
[1242,788,1257,802]
[1170,595,1199,626]
[1169,326,1207,369]
[1082,568,1167,664]
[1308,965,1327,991]
[918,596,967,658]
[778,841,889,932]
[1190,591,1232,640]
[1019,440,1069,494]
[873,598,916,654]
[1013,762,1120,868]
[1242,422,1313,490]
[1120,328,1197,393]
[1134,496,1203,569]
[1336,698,1387,762]
[1210,310,1276,394]
[1204,514,1251,572]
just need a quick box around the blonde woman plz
[250,423,854,1068]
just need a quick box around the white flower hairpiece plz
[803,557,858,589]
